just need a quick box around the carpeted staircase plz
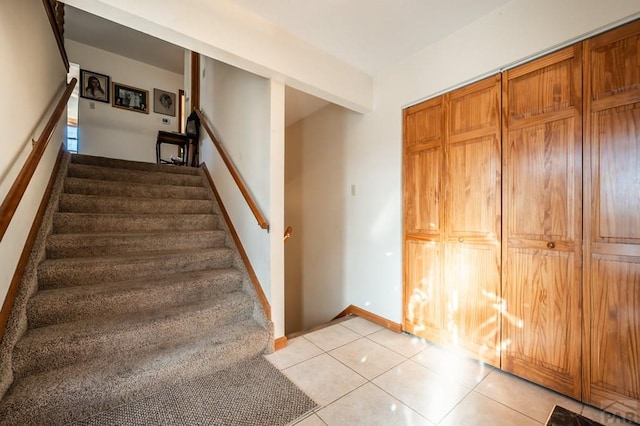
[0,153,272,425]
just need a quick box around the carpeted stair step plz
[46,230,226,259]
[13,291,255,378]
[67,163,205,187]
[64,177,210,200]
[38,248,234,290]
[52,212,217,234]
[0,153,273,425]
[0,320,270,425]
[28,269,244,328]
[58,193,214,214]
[70,153,202,176]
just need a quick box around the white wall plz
[269,80,285,338]
[285,105,360,330]
[288,0,640,328]
[198,58,277,331]
[0,0,67,316]
[65,39,184,162]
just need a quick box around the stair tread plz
[52,211,218,235]
[64,176,206,193]
[0,320,269,425]
[27,269,244,328]
[14,292,256,378]
[39,246,232,266]
[47,229,224,241]
[59,193,213,202]
[67,163,205,187]
[46,230,226,258]
[54,211,217,218]
[70,153,202,176]
[19,291,253,344]
[35,267,241,293]
[64,177,212,200]
[58,193,214,214]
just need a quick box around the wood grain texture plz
[404,97,444,236]
[403,75,501,364]
[592,104,640,242]
[502,249,580,395]
[502,45,583,399]
[583,20,640,422]
[404,148,442,235]
[403,239,443,343]
[403,96,445,342]
[444,243,501,366]
[443,75,502,366]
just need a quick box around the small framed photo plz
[80,69,109,103]
[112,82,149,114]
[153,88,176,117]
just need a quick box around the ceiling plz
[64,6,184,75]
[232,0,512,75]
[63,0,512,124]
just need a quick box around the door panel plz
[584,20,640,421]
[444,75,502,366]
[444,243,501,366]
[594,105,640,242]
[404,98,444,237]
[404,240,443,342]
[502,248,580,394]
[507,118,577,241]
[403,97,445,342]
[589,255,640,400]
[447,135,500,239]
[502,45,582,399]
[404,147,442,235]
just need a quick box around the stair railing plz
[43,0,69,72]
[283,226,292,242]
[0,78,77,242]
[195,109,269,231]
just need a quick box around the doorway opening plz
[66,62,80,153]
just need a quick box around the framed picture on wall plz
[80,69,110,103]
[112,82,149,114]
[153,88,176,117]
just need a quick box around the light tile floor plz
[265,316,637,426]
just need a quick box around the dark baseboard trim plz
[274,336,288,351]
[334,305,402,333]
[0,146,64,342]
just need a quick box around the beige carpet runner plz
[72,355,317,426]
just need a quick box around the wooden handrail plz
[284,226,293,242]
[0,78,77,242]
[195,109,269,231]
[43,0,69,72]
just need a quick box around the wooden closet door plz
[403,96,445,343]
[502,45,583,399]
[444,75,502,367]
[583,20,640,422]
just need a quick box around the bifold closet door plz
[444,75,502,367]
[403,96,445,343]
[501,45,583,399]
[583,20,640,421]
